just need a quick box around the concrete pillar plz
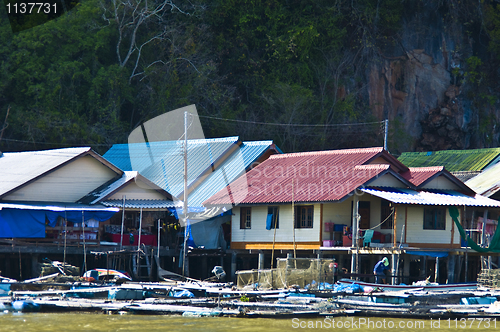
[4,256,10,278]
[447,255,456,284]
[420,256,427,279]
[231,252,237,283]
[391,254,397,285]
[351,196,359,276]
[403,255,410,285]
[185,254,190,277]
[464,251,468,282]
[201,256,207,279]
[31,254,39,279]
[435,257,440,283]
[258,251,265,270]
[287,252,293,268]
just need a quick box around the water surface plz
[0,313,497,331]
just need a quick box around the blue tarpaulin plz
[266,214,273,230]
[0,209,58,238]
[406,251,449,258]
[0,208,118,238]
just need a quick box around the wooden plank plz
[404,206,407,244]
[393,205,398,247]
[406,243,461,249]
[231,242,320,250]
[451,207,455,247]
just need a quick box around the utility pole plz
[0,105,10,143]
[384,118,389,151]
[182,111,189,277]
[351,195,359,278]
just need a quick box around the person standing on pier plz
[373,257,389,284]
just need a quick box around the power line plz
[0,116,384,148]
[0,137,112,147]
[197,114,384,128]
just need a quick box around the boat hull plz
[337,278,478,292]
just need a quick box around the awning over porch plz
[361,187,500,207]
[101,199,180,210]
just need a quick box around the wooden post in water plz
[292,179,296,260]
[82,211,87,273]
[350,195,359,278]
[120,195,126,250]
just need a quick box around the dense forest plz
[1,0,500,154]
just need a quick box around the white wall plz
[368,174,407,188]
[322,195,395,241]
[231,198,461,247]
[421,176,461,190]
[108,181,166,200]
[232,204,321,243]
[405,206,460,245]
[4,155,118,202]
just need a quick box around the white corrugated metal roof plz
[0,147,91,197]
[87,171,139,204]
[465,162,500,197]
[101,199,180,209]
[362,187,500,207]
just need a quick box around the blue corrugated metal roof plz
[362,187,500,207]
[103,137,239,197]
[189,141,278,207]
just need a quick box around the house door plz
[358,201,370,229]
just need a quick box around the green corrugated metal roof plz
[397,148,500,172]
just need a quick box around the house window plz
[240,207,251,229]
[381,200,393,229]
[295,205,314,228]
[423,207,446,230]
[267,206,279,229]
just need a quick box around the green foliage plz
[485,2,500,58]
[4,0,500,153]
[464,56,484,85]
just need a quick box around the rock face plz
[419,85,465,151]
[368,50,453,150]
[365,1,478,152]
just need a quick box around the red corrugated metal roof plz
[401,166,444,187]
[204,147,396,205]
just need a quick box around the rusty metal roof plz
[399,166,474,194]
[187,140,280,207]
[362,187,500,207]
[203,147,402,205]
[401,166,444,187]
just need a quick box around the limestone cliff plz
[365,1,497,153]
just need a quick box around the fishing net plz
[236,257,336,290]
[478,269,500,288]
[275,258,336,290]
